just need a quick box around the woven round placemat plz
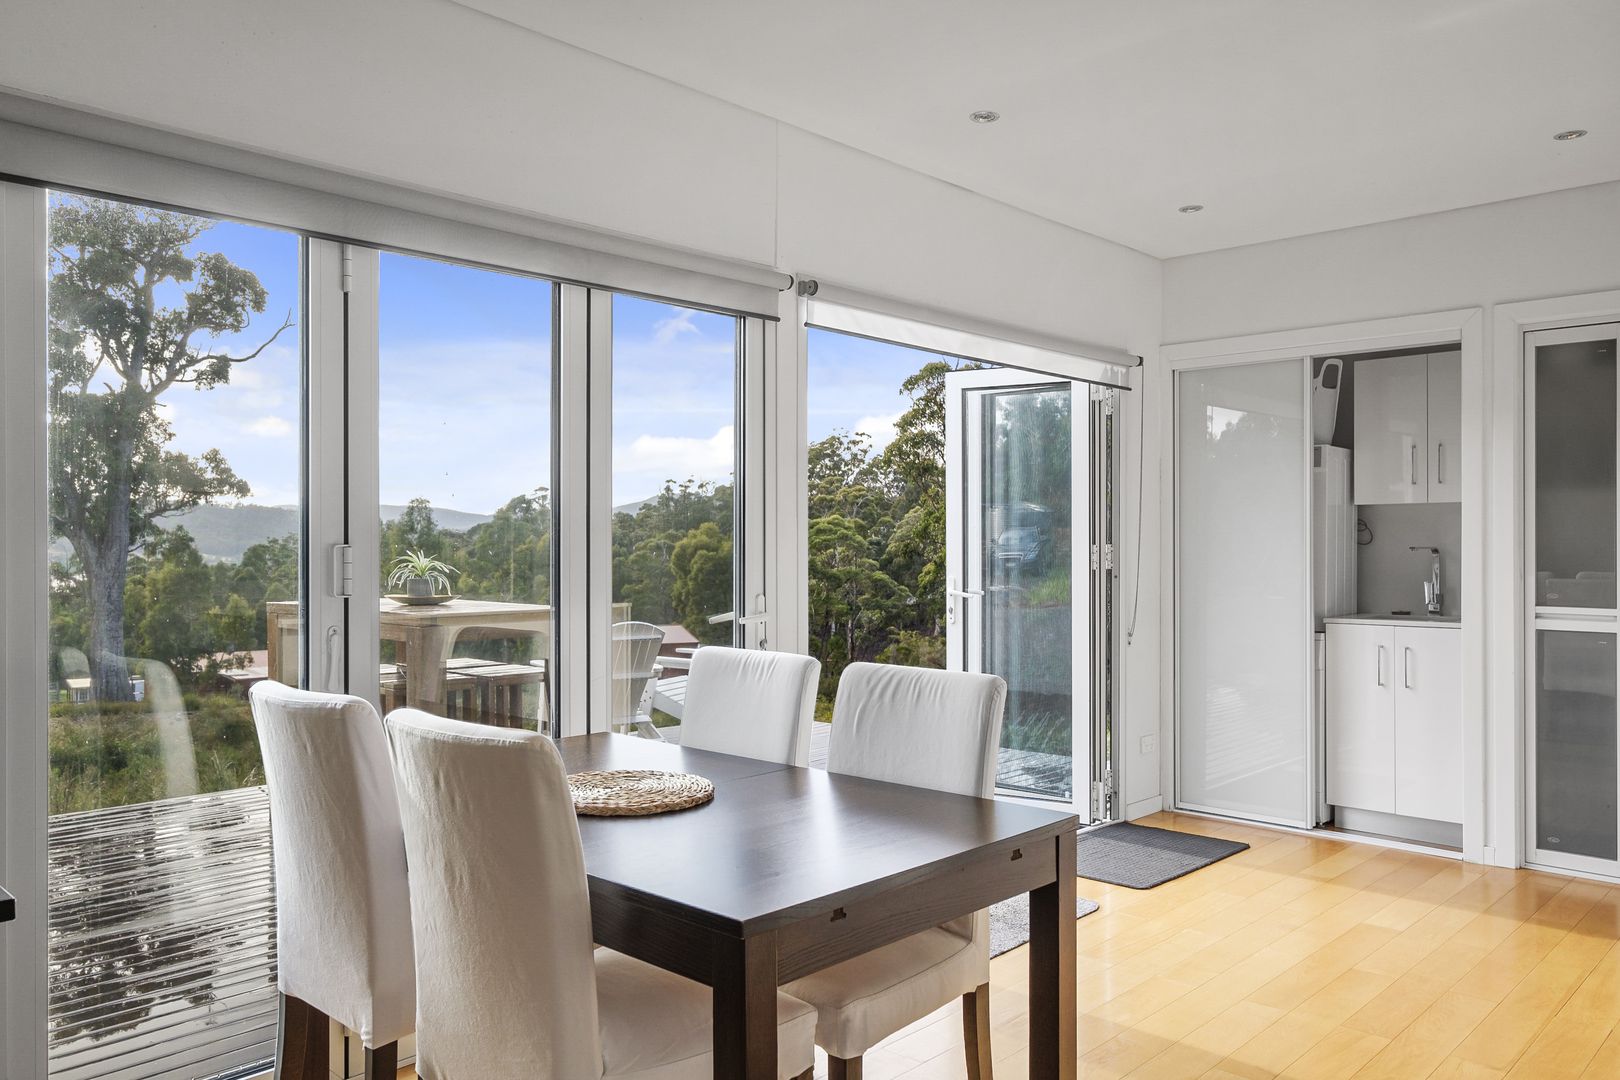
[567,769,715,817]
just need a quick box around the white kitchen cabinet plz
[1353,355,1427,504]
[1352,352,1461,505]
[1326,620,1462,824]
[1326,622,1396,812]
[1393,625,1463,822]
[1427,351,1461,504]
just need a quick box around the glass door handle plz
[946,582,982,625]
[706,610,769,625]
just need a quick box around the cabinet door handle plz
[1437,442,1445,486]
[1376,644,1385,687]
[1403,646,1413,690]
[1410,444,1418,486]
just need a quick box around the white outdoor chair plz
[610,621,666,738]
[784,663,1007,1080]
[248,681,414,1079]
[678,646,821,767]
[382,709,817,1079]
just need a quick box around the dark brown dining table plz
[559,732,1080,1080]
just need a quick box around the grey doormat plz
[988,894,1099,958]
[1076,821,1248,889]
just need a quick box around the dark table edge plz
[0,884,15,924]
[588,813,1080,937]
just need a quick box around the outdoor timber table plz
[266,598,553,709]
[558,733,1080,1080]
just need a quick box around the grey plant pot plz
[404,576,433,598]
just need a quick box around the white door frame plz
[945,366,1098,812]
[0,179,48,1080]
[1502,295,1620,877]
[1161,308,1487,857]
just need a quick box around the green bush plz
[48,692,264,815]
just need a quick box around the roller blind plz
[803,284,1140,388]
[0,93,789,318]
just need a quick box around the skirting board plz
[1334,806,1463,850]
[1126,795,1166,821]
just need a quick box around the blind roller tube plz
[803,285,1140,387]
[0,94,789,318]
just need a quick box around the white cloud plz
[246,415,294,438]
[652,309,699,346]
[613,425,736,503]
[618,425,735,477]
[849,411,903,451]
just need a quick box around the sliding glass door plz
[1175,359,1314,827]
[1526,323,1620,876]
[44,192,304,1079]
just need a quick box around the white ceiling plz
[455,0,1620,258]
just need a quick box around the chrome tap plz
[1410,546,1442,615]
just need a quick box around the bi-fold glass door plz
[1174,358,1315,828]
[5,182,769,1080]
[363,252,559,734]
[1525,323,1620,877]
[39,190,324,1079]
[604,296,749,739]
[944,368,1119,819]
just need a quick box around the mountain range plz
[151,503,496,562]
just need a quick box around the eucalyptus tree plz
[48,196,289,700]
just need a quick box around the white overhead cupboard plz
[1353,351,1461,505]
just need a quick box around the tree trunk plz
[85,546,133,701]
[82,469,135,703]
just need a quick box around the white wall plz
[1164,181,1620,342]
[0,0,1161,346]
[0,0,1167,807]
[1161,180,1620,853]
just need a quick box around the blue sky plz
[109,206,942,517]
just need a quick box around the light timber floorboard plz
[389,812,1620,1079]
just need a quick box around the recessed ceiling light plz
[1177,204,1205,214]
[1554,129,1588,141]
[969,110,1000,124]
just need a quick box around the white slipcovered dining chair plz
[784,663,1007,1080]
[678,646,821,766]
[383,708,818,1080]
[248,681,414,1079]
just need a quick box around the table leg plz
[712,931,779,1080]
[1029,827,1076,1080]
[405,626,454,713]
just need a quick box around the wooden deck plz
[48,787,278,1080]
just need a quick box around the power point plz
[1140,734,1157,755]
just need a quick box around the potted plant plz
[387,549,458,600]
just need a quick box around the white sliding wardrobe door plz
[1176,359,1313,826]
